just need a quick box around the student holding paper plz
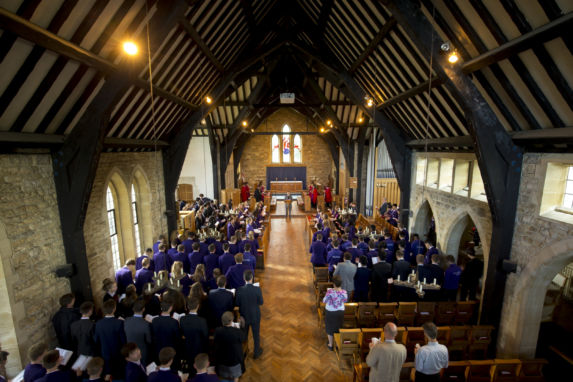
[36,350,72,382]
[84,357,104,382]
[122,343,147,382]
[94,300,126,380]
[71,302,97,359]
[235,270,263,359]
[148,347,187,382]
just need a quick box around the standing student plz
[326,240,343,279]
[372,252,392,303]
[208,276,234,328]
[225,253,250,289]
[94,300,127,380]
[23,343,47,382]
[170,244,190,274]
[85,357,105,382]
[235,270,264,359]
[218,244,236,275]
[309,234,328,268]
[189,353,218,382]
[70,302,97,358]
[116,259,136,295]
[180,298,209,376]
[443,255,462,301]
[36,350,72,382]
[213,312,246,382]
[124,300,152,367]
[353,256,371,302]
[151,301,181,368]
[188,242,204,275]
[123,343,148,382]
[51,293,80,351]
[136,248,154,271]
[153,244,170,272]
[333,252,357,298]
[148,347,187,382]
[135,257,154,295]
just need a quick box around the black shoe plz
[328,345,334,351]
[253,348,263,359]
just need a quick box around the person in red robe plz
[241,182,250,202]
[311,185,318,209]
[324,186,332,208]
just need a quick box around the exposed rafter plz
[179,17,225,73]
[349,17,397,73]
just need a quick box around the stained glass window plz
[271,134,280,163]
[282,124,291,163]
[293,134,302,163]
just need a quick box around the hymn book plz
[72,355,93,371]
[56,347,73,366]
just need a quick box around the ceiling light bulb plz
[358,117,364,123]
[123,41,138,56]
[201,119,206,125]
[250,128,254,133]
[320,127,325,133]
[367,99,374,107]
[448,51,459,64]
[205,96,212,104]
[242,120,248,127]
[326,119,332,126]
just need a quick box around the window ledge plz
[540,209,573,225]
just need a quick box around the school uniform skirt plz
[324,309,345,336]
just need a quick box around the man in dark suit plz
[460,250,483,301]
[51,293,80,350]
[371,252,392,302]
[94,300,126,380]
[235,270,264,359]
[180,298,208,376]
[122,342,148,382]
[150,301,181,368]
[208,275,234,328]
[124,300,152,366]
[70,301,97,357]
[392,251,412,301]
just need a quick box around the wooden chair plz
[377,302,397,325]
[395,302,417,326]
[469,325,495,360]
[353,360,370,382]
[455,301,477,325]
[357,302,378,328]
[395,326,407,346]
[334,328,362,364]
[313,267,329,286]
[317,302,325,328]
[416,301,436,325]
[399,362,416,382]
[441,360,469,381]
[518,359,547,382]
[435,301,457,325]
[466,360,495,382]
[449,326,472,360]
[360,328,383,361]
[404,326,425,362]
[437,326,452,346]
[343,303,359,328]
[492,359,521,382]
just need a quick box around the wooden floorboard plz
[241,216,353,381]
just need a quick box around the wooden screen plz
[373,178,401,218]
[177,184,193,202]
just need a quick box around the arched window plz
[271,134,280,163]
[106,186,121,270]
[282,124,291,163]
[131,184,142,256]
[293,133,302,163]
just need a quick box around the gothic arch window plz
[130,184,142,256]
[271,134,280,163]
[282,124,291,163]
[293,133,302,163]
[106,186,121,270]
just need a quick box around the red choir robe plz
[241,184,250,202]
[324,186,332,203]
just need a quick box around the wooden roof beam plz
[349,17,397,73]
[0,7,199,112]
[179,17,225,73]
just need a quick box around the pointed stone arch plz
[411,198,439,245]
[131,166,153,251]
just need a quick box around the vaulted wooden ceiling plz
[0,0,572,153]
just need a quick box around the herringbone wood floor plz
[241,216,353,381]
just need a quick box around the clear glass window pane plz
[568,166,573,180]
[563,194,573,209]
[566,180,573,195]
[271,135,280,163]
[294,134,302,163]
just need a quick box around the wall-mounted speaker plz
[55,264,75,278]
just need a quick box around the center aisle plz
[241,215,352,381]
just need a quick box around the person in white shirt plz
[414,322,449,381]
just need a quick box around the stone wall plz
[239,109,334,188]
[497,153,573,358]
[0,154,70,375]
[84,152,167,304]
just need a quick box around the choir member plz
[153,244,170,272]
[148,347,186,382]
[135,257,154,295]
[116,259,136,295]
[36,350,72,382]
[23,342,47,382]
[124,300,152,367]
[70,301,97,358]
[219,244,236,275]
[225,253,250,289]
[150,302,181,369]
[180,298,209,377]
[353,256,371,302]
[94,300,126,380]
[51,293,80,350]
[122,342,147,382]
[136,248,154,271]
[188,243,204,275]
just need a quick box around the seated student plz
[136,248,154,271]
[353,256,371,302]
[116,259,136,295]
[125,300,152,367]
[151,301,181,368]
[213,312,246,382]
[36,350,72,382]
[71,302,97,358]
[188,242,204,275]
[94,300,126,380]
[242,243,257,271]
[203,244,219,281]
[102,278,119,304]
[135,257,155,295]
[309,233,328,268]
[225,253,250,289]
[443,255,462,301]
[148,347,187,382]
[84,357,105,382]
[122,342,147,382]
[170,244,190,274]
[180,298,208,377]
[219,244,236,275]
[326,240,343,279]
[189,353,218,382]
[51,293,80,350]
[154,244,170,272]
[23,342,48,382]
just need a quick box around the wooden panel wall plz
[373,178,401,218]
[177,184,193,201]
